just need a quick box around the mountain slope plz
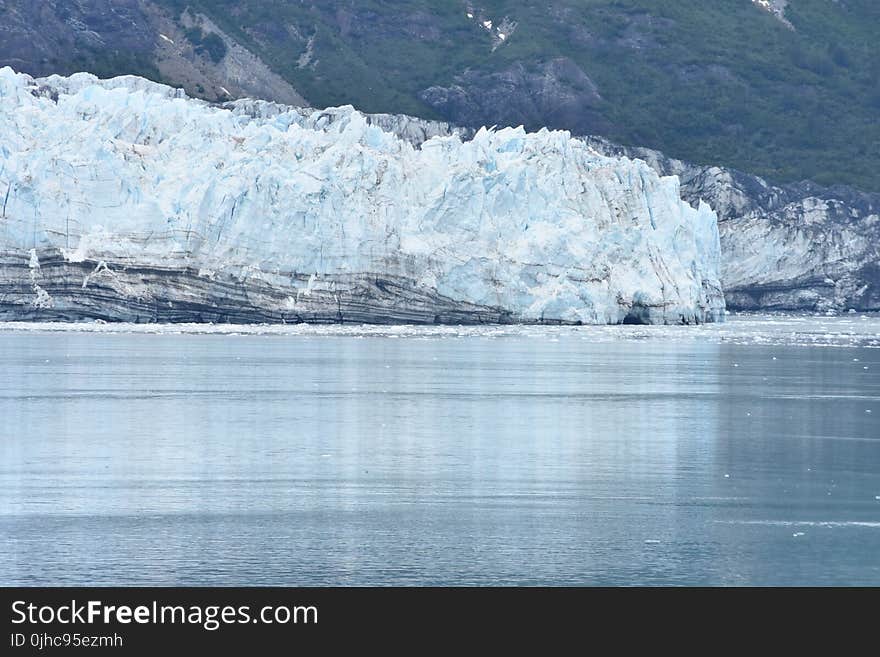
[1,0,878,190]
[0,0,306,104]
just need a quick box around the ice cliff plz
[586,137,880,313]
[0,68,724,324]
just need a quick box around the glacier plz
[583,136,880,313]
[0,67,724,325]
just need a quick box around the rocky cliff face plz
[0,68,723,325]
[585,138,880,312]
[0,0,306,105]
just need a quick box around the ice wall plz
[0,68,724,324]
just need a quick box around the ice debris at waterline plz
[0,315,877,348]
[0,68,724,325]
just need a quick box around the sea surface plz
[1,314,878,586]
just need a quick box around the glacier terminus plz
[0,68,724,325]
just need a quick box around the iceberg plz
[0,68,724,324]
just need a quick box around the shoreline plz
[0,313,877,348]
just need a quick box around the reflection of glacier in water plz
[0,313,878,585]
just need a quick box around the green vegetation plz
[184,26,228,63]
[73,50,164,85]
[153,0,879,189]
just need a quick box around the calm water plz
[1,316,878,586]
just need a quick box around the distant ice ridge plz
[0,67,724,325]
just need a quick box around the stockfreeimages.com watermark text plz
[11,599,317,632]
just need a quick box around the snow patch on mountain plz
[465,5,517,50]
[752,0,794,29]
